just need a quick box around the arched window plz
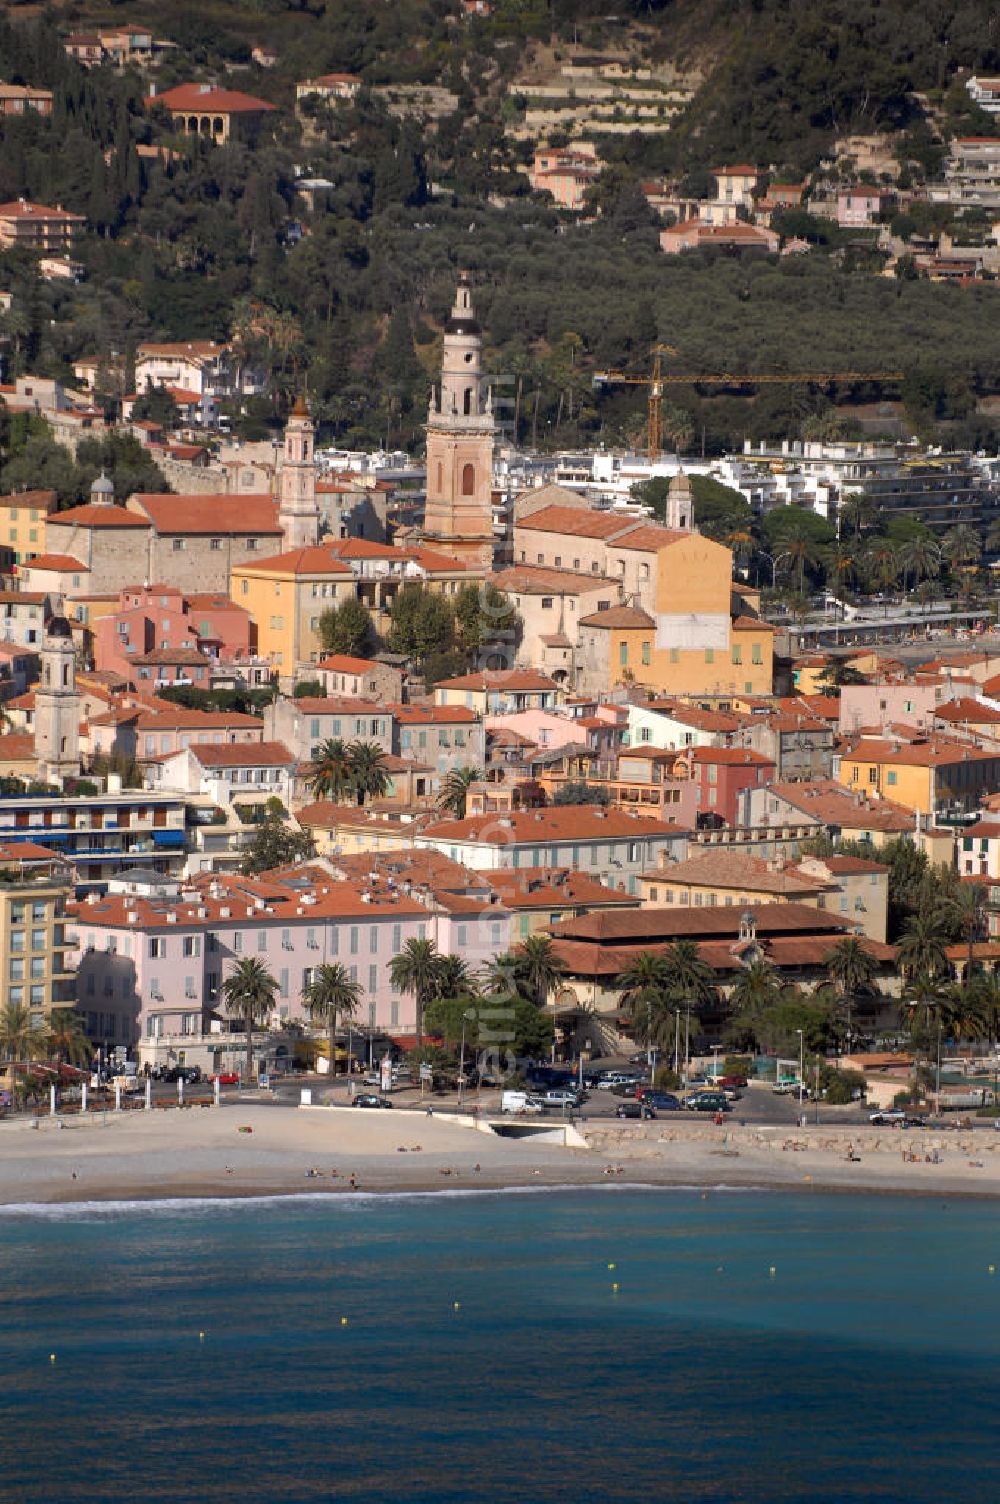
[462,464,475,496]
[62,664,70,687]
[463,388,473,416]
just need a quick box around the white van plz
[501,1090,544,1115]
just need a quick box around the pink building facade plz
[838,683,941,734]
[94,584,252,683]
[70,870,512,1067]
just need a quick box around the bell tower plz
[422,273,495,571]
[664,470,694,532]
[34,612,80,786]
[278,395,319,550]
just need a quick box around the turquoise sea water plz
[2,1186,1000,1503]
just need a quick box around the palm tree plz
[307,737,352,803]
[776,529,822,596]
[948,881,987,980]
[966,969,1000,1048]
[514,934,564,1007]
[943,523,982,570]
[435,954,477,1001]
[839,492,876,540]
[302,963,363,1078]
[47,1009,92,1067]
[863,541,900,599]
[616,952,671,1046]
[347,741,389,807]
[221,957,279,1083]
[825,936,879,1047]
[897,536,941,596]
[660,938,717,1009]
[729,956,782,1019]
[389,937,442,1048]
[480,952,521,995]
[437,766,485,820]
[0,1002,47,1064]
[897,911,951,982]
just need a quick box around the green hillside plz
[0,0,999,458]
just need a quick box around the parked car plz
[685,1091,731,1114]
[543,1088,583,1107]
[638,1090,683,1111]
[501,1090,546,1115]
[354,1093,393,1109]
[772,1077,802,1095]
[166,1065,203,1084]
[210,1071,240,1087]
[617,1101,655,1120]
[596,1072,641,1091]
[869,1108,925,1127]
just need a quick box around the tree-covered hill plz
[1,0,1000,455]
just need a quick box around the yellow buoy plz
[612,1282,619,1292]
[453,1302,460,1311]
[199,1331,205,1340]
[769,1266,776,1277]
[607,1262,616,1270]
[49,1353,56,1363]
[990,1266,996,1275]
[341,1316,348,1326]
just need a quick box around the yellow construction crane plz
[593,351,905,458]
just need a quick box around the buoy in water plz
[991,1266,996,1275]
[341,1316,348,1326]
[49,1353,56,1363]
[453,1302,460,1311]
[607,1262,616,1270]
[769,1266,776,1277]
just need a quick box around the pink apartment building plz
[71,868,511,1068]
[94,584,252,683]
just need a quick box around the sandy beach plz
[4,1101,1000,1204]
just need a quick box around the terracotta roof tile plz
[131,494,282,536]
[183,740,294,767]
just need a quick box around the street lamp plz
[458,1007,476,1109]
[757,551,777,590]
[711,1043,721,1086]
[796,1028,804,1110]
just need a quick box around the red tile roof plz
[421,806,689,843]
[291,696,384,714]
[517,504,638,540]
[21,553,89,572]
[0,490,57,511]
[436,669,559,692]
[684,746,775,766]
[390,703,480,724]
[578,605,655,628]
[130,494,282,536]
[935,698,1000,724]
[0,201,84,223]
[317,654,391,675]
[493,564,620,595]
[185,740,294,767]
[149,85,277,114]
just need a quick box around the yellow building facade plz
[0,847,76,1025]
[230,547,355,679]
[0,489,57,569]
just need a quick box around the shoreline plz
[4,1103,1000,1208]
